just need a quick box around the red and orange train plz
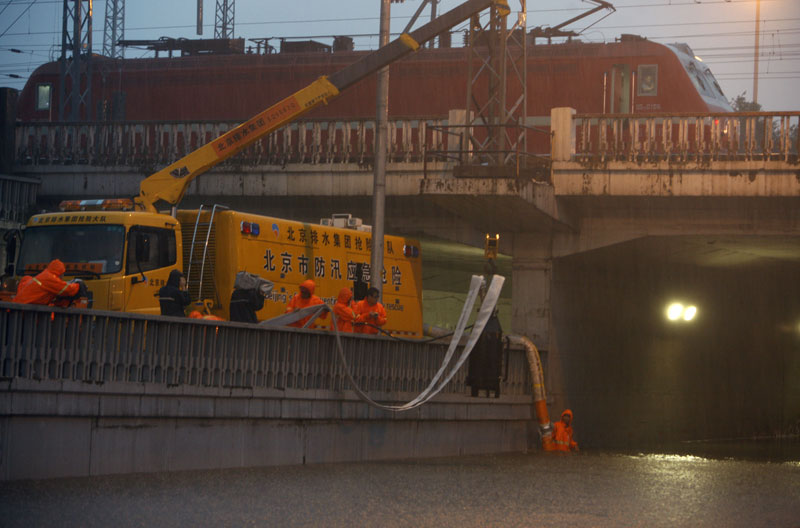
[18,34,731,124]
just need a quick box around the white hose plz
[261,275,505,412]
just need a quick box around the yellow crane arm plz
[134,77,340,212]
[133,0,510,213]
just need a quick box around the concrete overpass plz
[9,108,800,450]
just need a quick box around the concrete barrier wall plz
[0,378,534,480]
[0,303,536,480]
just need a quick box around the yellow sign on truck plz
[178,209,422,336]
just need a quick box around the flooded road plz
[2,444,799,527]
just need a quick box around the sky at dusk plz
[0,0,797,111]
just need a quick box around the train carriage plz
[18,34,732,125]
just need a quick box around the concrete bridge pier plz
[509,232,553,348]
[508,231,574,415]
[507,233,554,373]
[508,228,615,414]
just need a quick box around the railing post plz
[448,109,470,162]
[550,107,576,162]
[795,115,800,162]
[597,117,606,160]
[764,115,773,161]
[780,115,788,162]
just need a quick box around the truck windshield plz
[17,224,126,275]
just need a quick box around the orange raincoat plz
[353,297,387,335]
[286,279,328,328]
[13,259,80,305]
[332,288,356,332]
[552,409,579,452]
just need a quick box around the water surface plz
[2,446,798,527]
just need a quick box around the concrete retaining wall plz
[0,379,534,480]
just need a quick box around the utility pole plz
[215,0,235,39]
[102,0,125,59]
[753,0,760,104]
[429,0,438,47]
[370,0,390,294]
[59,0,93,122]
[197,0,203,35]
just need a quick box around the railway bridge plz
[3,108,800,479]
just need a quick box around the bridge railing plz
[0,175,39,226]
[14,117,452,168]
[0,302,532,396]
[572,111,800,163]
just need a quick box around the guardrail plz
[0,174,38,226]
[573,111,800,163]
[14,117,452,168]
[0,302,531,396]
[18,111,799,170]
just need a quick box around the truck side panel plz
[180,210,423,336]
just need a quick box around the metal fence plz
[17,112,799,170]
[0,174,39,225]
[0,302,532,396]
[573,112,800,163]
[14,117,450,168]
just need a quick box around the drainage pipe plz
[506,334,555,451]
[423,325,554,450]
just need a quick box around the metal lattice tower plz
[102,0,125,59]
[59,0,93,121]
[214,0,235,39]
[462,1,527,168]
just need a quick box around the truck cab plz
[6,200,182,314]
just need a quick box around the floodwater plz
[1,443,799,528]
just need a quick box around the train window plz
[694,74,707,94]
[687,62,709,95]
[35,84,52,111]
[637,65,658,96]
[705,68,726,98]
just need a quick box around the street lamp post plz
[371,0,390,294]
[753,0,760,104]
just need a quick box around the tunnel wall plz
[551,244,800,449]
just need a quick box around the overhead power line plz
[591,17,800,31]
[0,0,38,39]
[0,4,798,39]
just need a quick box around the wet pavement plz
[2,445,799,527]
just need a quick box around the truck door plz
[0,228,22,301]
[2,228,21,276]
[124,226,180,315]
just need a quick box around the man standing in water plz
[552,409,579,452]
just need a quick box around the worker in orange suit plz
[552,409,579,452]
[332,287,356,333]
[189,311,225,321]
[354,286,387,335]
[15,275,33,295]
[285,279,328,328]
[13,259,81,305]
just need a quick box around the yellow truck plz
[177,209,423,335]
[1,0,509,337]
[13,204,422,335]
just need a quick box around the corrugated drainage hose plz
[506,334,554,451]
